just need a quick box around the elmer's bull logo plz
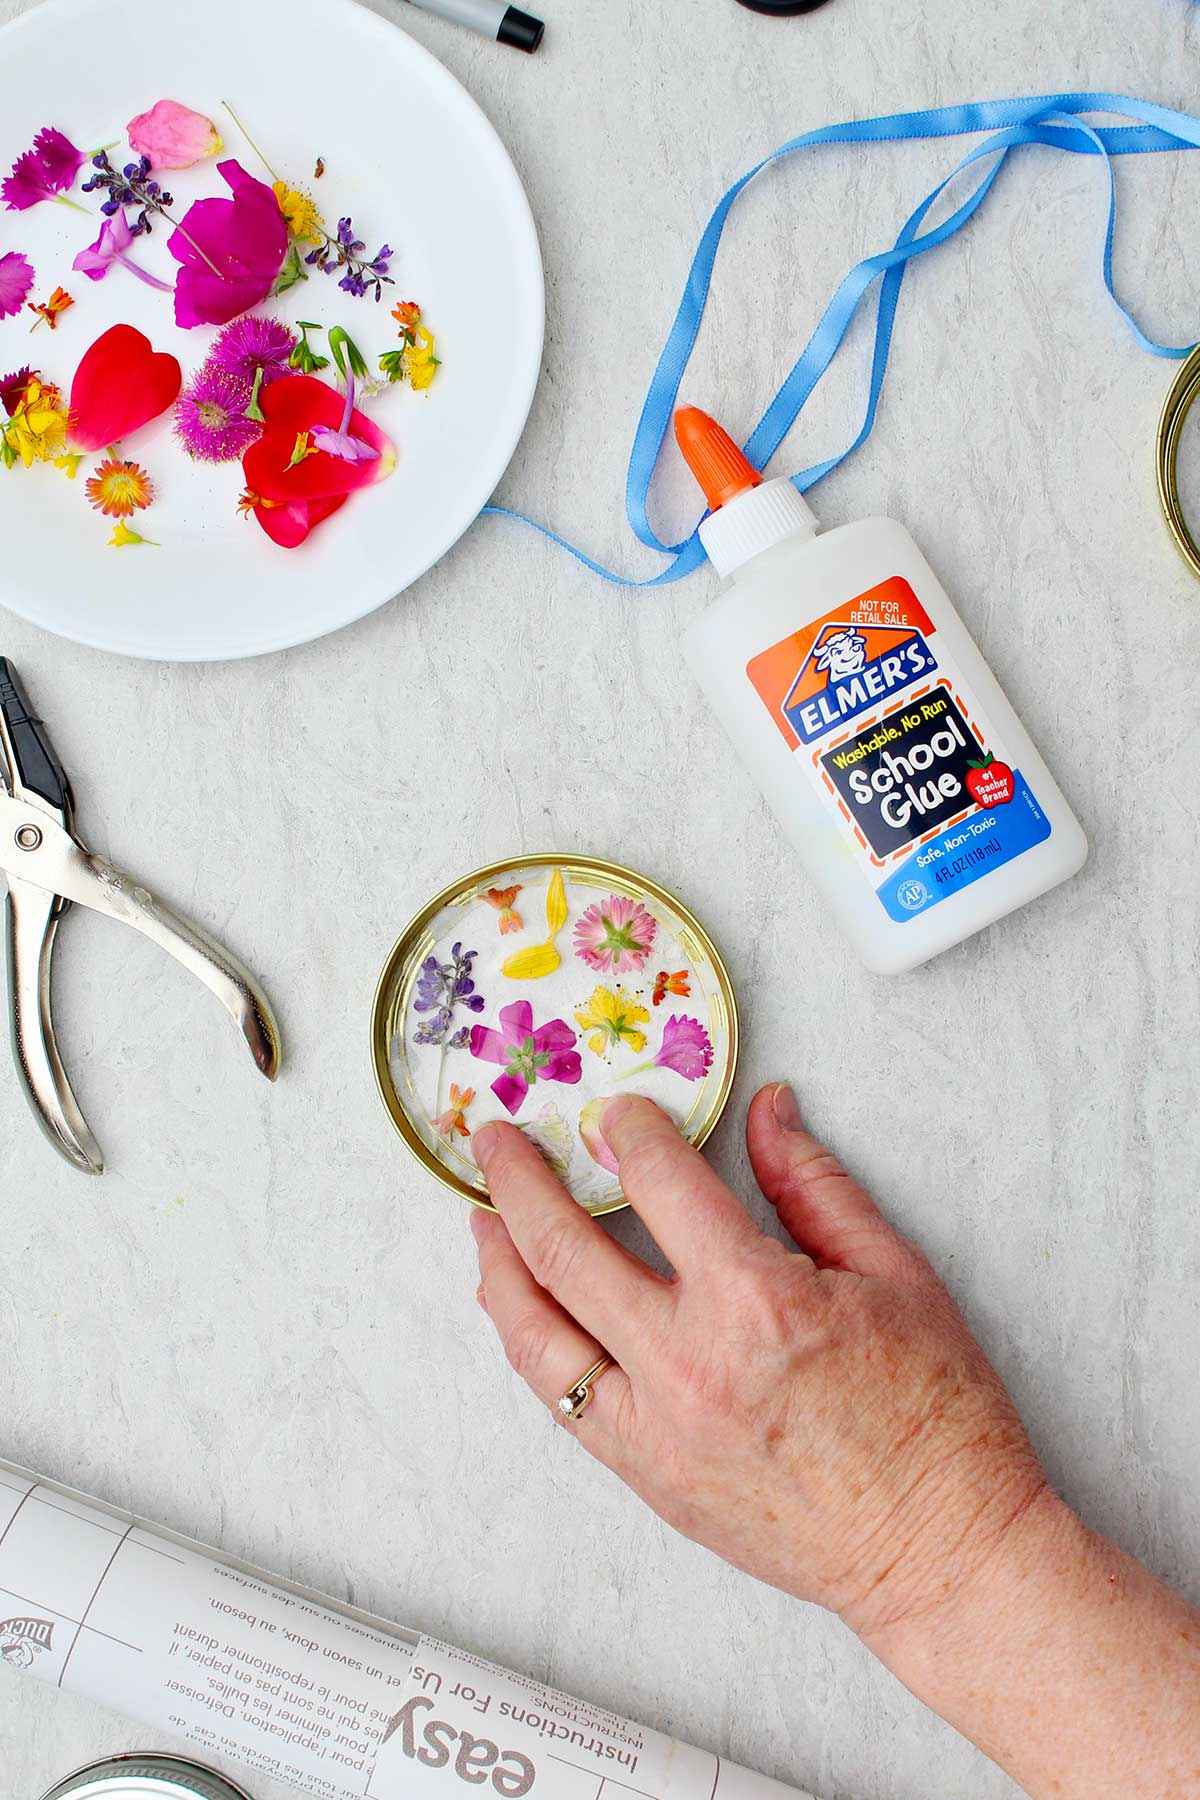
[386,1694,536,1796]
[0,1616,54,1669]
[782,621,938,746]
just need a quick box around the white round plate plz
[0,0,543,660]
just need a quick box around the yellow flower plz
[574,985,650,1058]
[287,430,319,467]
[272,179,323,244]
[1,377,70,468]
[55,451,84,480]
[404,325,440,392]
[108,521,156,548]
[85,456,154,519]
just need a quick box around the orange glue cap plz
[674,406,763,511]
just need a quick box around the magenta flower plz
[0,252,35,321]
[174,367,259,462]
[168,159,288,329]
[574,894,658,974]
[652,1016,714,1081]
[470,1000,582,1117]
[2,127,86,211]
[208,315,296,387]
[72,210,173,291]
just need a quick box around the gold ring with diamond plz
[558,1356,613,1421]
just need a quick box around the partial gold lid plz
[371,854,739,1215]
[1157,340,1200,581]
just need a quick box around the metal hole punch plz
[0,659,281,1176]
[1157,341,1200,582]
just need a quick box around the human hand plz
[469,1089,1200,1800]
[468,1085,1047,1645]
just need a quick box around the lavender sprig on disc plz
[413,942,485,1047]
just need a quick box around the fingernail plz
[772,1082,802,1131]
[476,1282,489,1313]
[600,1095,636,1140]
[469,1209,487,1242]
[473,1124,500,1172]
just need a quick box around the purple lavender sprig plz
[82,149,224,279]
[413,943,485,1047]
[306,216,394,302]
[82,152,172,238]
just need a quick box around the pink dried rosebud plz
[127,100,223,169]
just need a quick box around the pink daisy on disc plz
[573,893,657,974]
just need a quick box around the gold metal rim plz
[1156,341,1200,582]
[369,852,741,1217]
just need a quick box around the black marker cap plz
[498,4,544,50]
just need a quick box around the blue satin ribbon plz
[482,92,1200,586]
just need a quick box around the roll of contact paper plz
[0,1459,815,1800]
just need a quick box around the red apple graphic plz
[965,753,1014,809]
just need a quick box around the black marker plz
[404,0,544,52]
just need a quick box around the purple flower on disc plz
[2,127,85,211]
[413,943,486,1047]
[469,1000,582,1117]
[0,252,35,321]
[168,159,288,330]
[174,367,260,463]
[208,315,297,387]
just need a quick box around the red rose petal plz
[253,492,347,549]
[69,323,181,452]
[242,375,396,503]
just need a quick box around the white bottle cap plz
[698,476,819,579]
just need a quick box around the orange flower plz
[391,299,421,336]
[652,969,691,1007]
[483,884,523,935]
[27,287,74,332]
[238,486,280,517]
[434,1084,475,1140]
[85,456,154,519]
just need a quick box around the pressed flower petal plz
[69,324,182,453]
[578,1098,620,1175]
[491,1071,529,1116]
[0,252,35,321]
[127,100,223,170]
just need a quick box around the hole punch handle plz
[0,658,72,816]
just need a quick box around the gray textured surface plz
[1,1,1199,1796]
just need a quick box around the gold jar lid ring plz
[1156,339,1200,581]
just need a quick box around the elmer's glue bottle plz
[676,406,1088,974]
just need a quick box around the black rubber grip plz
[0,658,71,814]
[498,5,543,50]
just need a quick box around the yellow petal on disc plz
[501,942,562,981]
[545,869,568,938]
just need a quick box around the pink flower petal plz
[127,100,223,170]
[0,251,35,320]
[469,1023,510,1068]
[655,1015,714,1082]
[491,1072,529,1116]
[497,999,534,1042]
[579,1099,619,1174]
[542,1048,583,1086]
